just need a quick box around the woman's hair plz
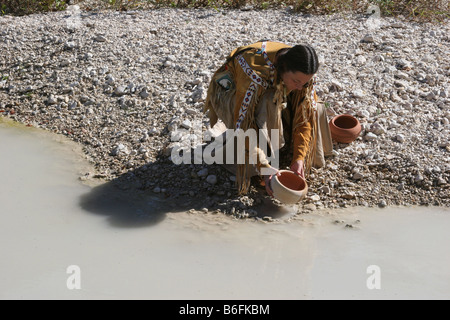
[275,44,319,77]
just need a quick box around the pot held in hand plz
[270,170,308,204]
[329,114,362,143]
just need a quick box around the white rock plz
[46,95,57,105]
[181,119,192,129]
[370,122,387,135]
[356,55,367,65]
[330,79,344,91]
[106,76,115,86]
[395,134,405,143]
[353,89,365,99]
[357,110,370,118]
[112,144,129,156]
[114,85,127,96]
[362,34,374,43]
[365,132,378,141]
[170,131,185,142]
[149,127,159,136]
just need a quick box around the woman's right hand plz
[264,175,274,197]
[264,169,280,197]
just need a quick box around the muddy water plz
[1,118,449,300]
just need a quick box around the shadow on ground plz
[78,163,211,228]
[79,146,297,228]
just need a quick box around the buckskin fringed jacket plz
[204,41,318,194]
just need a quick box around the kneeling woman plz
[204,41,333,195]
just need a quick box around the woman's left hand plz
[290,160,305,178]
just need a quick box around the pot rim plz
[273,170,307,192]
[331,114,360,127]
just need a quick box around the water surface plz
[0,119,449,300]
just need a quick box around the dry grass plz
[1,0,449,22]
[0,0,67,15]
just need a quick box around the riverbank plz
[0,7,448,216]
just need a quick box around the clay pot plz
[270,170,308,204]
[329,114,362,143]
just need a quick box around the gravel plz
[0,5,448,218]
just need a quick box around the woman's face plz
[282,71,314,93]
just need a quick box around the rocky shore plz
[0,5,448,218]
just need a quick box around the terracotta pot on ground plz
[270,170,308,204]
[329,114,362,143]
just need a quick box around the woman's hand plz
[264,175,274,197]
[290,160,305,178]
[263,166,280,197]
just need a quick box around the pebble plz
[206,175,218,185]
[114,85,127,96]
[139,88,149,99]
[365,132,378,141]
[197,168,209,178]
[111,144,129,156]
[395,134,405,143]
[303,203,316,211]
[181,119,192,129]
[93,34,107,42]
[370,122,386,135]
[362,34,374,43]
[320,186,331,194]
[352,89,365,99]
[153,187,161,193]
[352,172,364,180]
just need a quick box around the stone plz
[46,95,57,105]
[153,187,161,193]
[303,203,316,211]
[356,55,367,65]
[181,119,192,129]
[414,174,424,184]
[93,34,107,42]
[197,168,209,177]
[362,34,374,43]
[111,144,129,156]
[342,192,356,200]
[353,172,364,180]
[114,85,128,96]
[365,132,378,141]
[320,186,331,195]
[206,175,218,185]
[370,122,387,135]
[352,89,365,99]
[139,88,149,99]
[330,79,344,91]
[395,134,405,143]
